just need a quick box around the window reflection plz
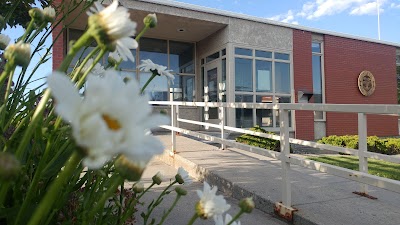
[235,95,253,128]
[275,62,290,94]
[235,58,253,92]
[169,41,194,74]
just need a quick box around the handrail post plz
[357,113,368,194]
[220,105,226,150]
[171,104,177,156]
[275,109,296,221]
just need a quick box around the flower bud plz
[0,34,11,50]
[0,15,5,30]
[132,182,144,193]
[152,172,163,185]
[175,186,187,196]
[143,13,157,28]
[4,41,31,68]
[115,155,145,181]
[239,197,255,213]
[43,6,56,23]
[0,152,21,182]
[29,8,44,24]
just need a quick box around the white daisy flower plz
[87,0,137,62]
[137,59,175,81]
[214,214,241,225]
[0,34,10,50]
[47,69,167,169]
[81,58,105,76]
[43,6,56,23]
[196,182,231,219]
[175,167,192,185]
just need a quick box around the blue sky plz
[175,0,400,43]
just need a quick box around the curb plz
[156,151,318,225]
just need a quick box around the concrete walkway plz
[155,133,400,225]
[134,160,286,225]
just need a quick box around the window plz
[68,29,196,101]
[312,41,324,120]
[234,47,292,128]
[235,58,253,92]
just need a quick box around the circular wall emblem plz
[358,71,376,96]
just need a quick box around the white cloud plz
[268,10,299,25]
[350,2,381,15]
[296,0,388,19]
[390,2,400,8]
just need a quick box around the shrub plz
[318,135,400,155]
[236,126,290,152]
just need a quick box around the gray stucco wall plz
[227,18,293,51]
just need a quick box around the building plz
[53,0,400,140]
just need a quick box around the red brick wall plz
[324,35,398,136]
[293,30,314,140]
[52,0,66,70]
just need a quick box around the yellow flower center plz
[102,114,121,131]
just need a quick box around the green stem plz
[187,214,199,225]
[87,175,124,222]
[27,152,82,225]
[140,72,157,94]
[14,136,55,225]
[76,48,106,89]
[21,20,35,42]
[135,25,149,42]
[15,89,51,159]
[4,66,15,102]
[120,182,155,224]
[0,63,16,93]
[70,46,101,83]
[58,31,93,72]
[0,182,10,207]
[144,181,177,225]
[226,210,245,225]
[158,194,181,225]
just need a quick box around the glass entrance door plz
[204,61,221,125]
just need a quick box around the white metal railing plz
[150,101,400,214]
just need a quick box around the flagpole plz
[377,0,381,40]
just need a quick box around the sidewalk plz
[133,160,286,225]
[155,133,400,225]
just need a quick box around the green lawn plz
[307,156,400,181]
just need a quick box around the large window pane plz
[171,75,195,101]
[312,55,322,103]
[275,62,290,93]
[256,95,273,127]
[169,41,194,74]
[235,58,253,92]
[256,60,272,92]
[235,95,253,128]
[140,73,168,101]
[139,38,168,66]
